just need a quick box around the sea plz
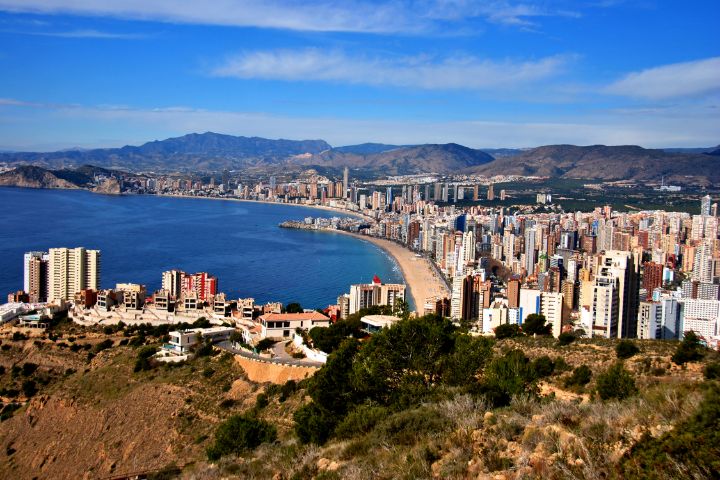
[0,187,404,309]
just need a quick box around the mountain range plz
[0,132,718,184]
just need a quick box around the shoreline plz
[158,193,374,221]
[162,193,448,313]
[319,229,450,315]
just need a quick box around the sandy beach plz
[160,193,448,313]
[327,230,450,314]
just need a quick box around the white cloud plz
[2,28,147,39]
[0,0,580,33]
[1,98,718,150]
[212,49,572,90]
[605,56,720,100]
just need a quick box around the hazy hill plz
[295,143,495,175]
[472,144,720,185]
[0,132,331,172]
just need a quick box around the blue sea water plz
[0,188,404,308]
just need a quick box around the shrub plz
[334,403,389,439]
[478,349,537,407]
[374,407,450,446]
[596,363,637,401]
[616,340,640,359]
[621,383,720,478]
[22,379,38,398]
[557,332,576,346]
[564,365,592,388]
[704,362,720,380]
[533,356,555,378]
[92,339,114,354]
[294,403,337,445]
[279,379,297,402]
[134,346,157,372]
[495,323,522,339]
[21,362,38,376]
[672,331,705,365]
[255,338,277,352]
[206,414,276,461]
[12,332,27,341]
[522,314,551,336]
[254,393,269,410]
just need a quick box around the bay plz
[0,187,404,308]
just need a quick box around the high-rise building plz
[343,167,349,199]
[524,228,537,276]
[162,270,217,302]
[48,247,101,302]
[162,270,184,298]
[540,291,565,337]
[348,275,406,314]
[507,278,520,308]
[593,250,639,338]
[23,251,49,303]
[642,261,664,301]
[701,195,712,216]
[487,184,495,201]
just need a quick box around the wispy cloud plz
[212,48,573,90]
[0,0,582,33]
[1,28,148,39]
[605,56,720,100]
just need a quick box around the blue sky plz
[0,1,718,150]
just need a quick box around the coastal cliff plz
[0,165,79,190]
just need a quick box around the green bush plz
[615,340,640,359]
[564,365,592,388]
[557,332,576,346]
[596,363,637,401]
[254,393,269,410]
[334,403,389,439]
[533,356,555,378]
[279,379,297,402]
[704,362,720,380]
[285,302,303,313]
[672,331,705,365]
[374,407,449,446]
[134,346,157,372]
[522,314,551,336]
[621,383,720,478]
[206,414,276,461]
[495,323,522,339]
[479,349,537,407]
[92,339,114,354]
[294,402,337,445]
[255,338,277,352]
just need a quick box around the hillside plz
[296,143,495,175]
[472,144,720,185]
[0,165,133,191]
[0,133,331,172]
[0,165,79,190]
[1,313,717,479]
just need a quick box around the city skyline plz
[0,1,718,150]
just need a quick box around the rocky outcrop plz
[0,165,79,189]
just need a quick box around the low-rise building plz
[165,326,235,355]
[360,314,401,334]
[259,311,330,338]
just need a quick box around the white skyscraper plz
[701,195,712,216]
[48,247,101,302]
[343,167,349,199]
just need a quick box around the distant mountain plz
[294,143,494,175]
[662,146,719,154]
[472,144,720,185]
[704,147,720,156]
[0,132,331,172]
[479,148,524,159]
[332,143,407,155]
